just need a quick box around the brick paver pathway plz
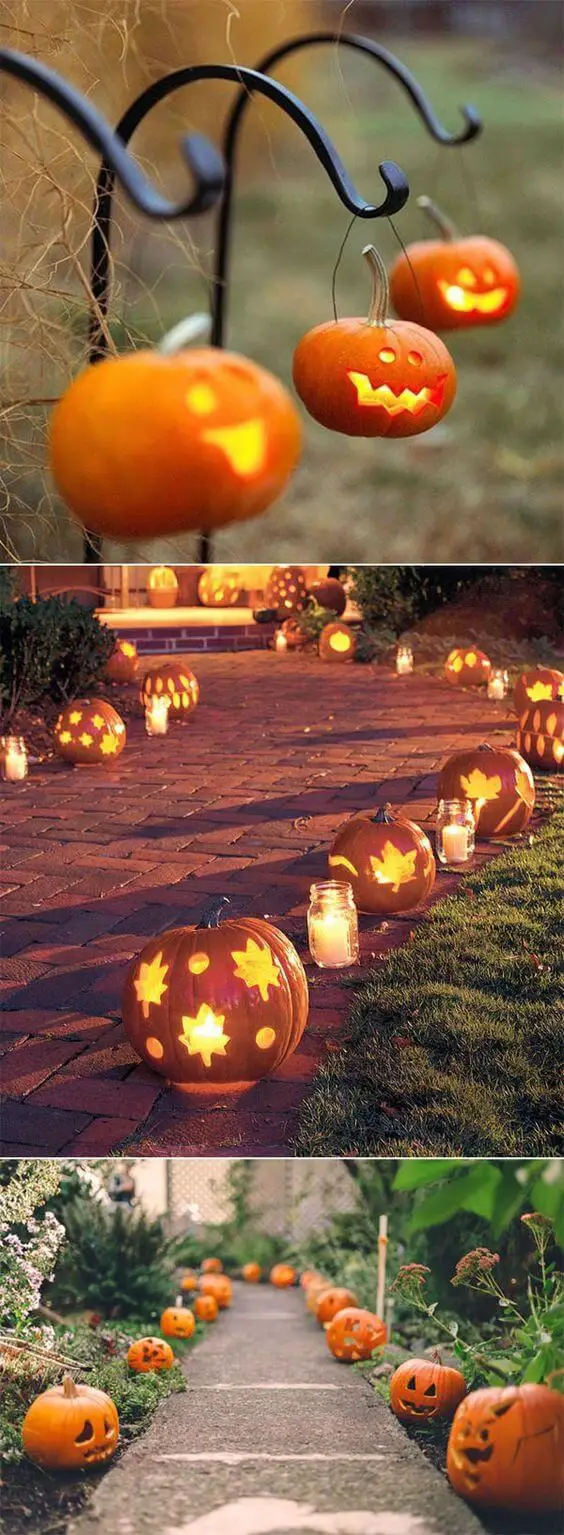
[1,653,516,1156]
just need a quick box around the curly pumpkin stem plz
[62,1375,79,1398]
[197,896,231,930]
[372,803,395,825]
[362,245,392,326]
[417,196,459,242]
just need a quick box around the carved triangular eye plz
[424,1383,437,1397]
[407,1376,417,1390]
[75,1420,94,1443]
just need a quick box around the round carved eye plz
[456,267,477,288]
[480,1429,489,1441]
[407,350,423,366]
[378,347,396,364]
[483,266,497,284]
[186,382,217,415]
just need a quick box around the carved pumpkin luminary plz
[516,696,564,771]
[194,1294,218,1322]
[447,1384,564,1514]
[122,906,309,1090]
[22,1376,119,1470]
[198,569,243,607]
[307,577,347,616]
[199,1274,232,1308]
[326,1307,387,1362]
[54,698,126,765]
[389,197,521,332]
[280,617,308,651]
[242,1262,262,1282]
[50,348,302,541]
[141,662,199,720]
[160,1307,195,1339]
[106,639,138,684]
[293,245,456,438]
[437,743,535,839]
[127,1337,174,1373]
[444,648,492,688]
[270,1264,297,1288]
[329,805,436,915]
[201,1257,223,1274]
[147,566,179,609]
[316,1286,358,1326]
[513,666,564,716]
[390,1355,466,1424]
[319,622,356,663]
[265,566,308,617]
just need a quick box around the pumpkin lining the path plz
[140,663,199,720]
[54,698,126,765]
[329,803,436,915]
[326,1307,387,1362]
[127,1337,174,1373]
[447,1383,564,1514]
[513,666,564,717]
[444,647,492,688]
[319,621,357,663]
[437,743,535,840]
[160,1307,195,1338]
[390,1354,466,1424]
[22,1375,119,1470]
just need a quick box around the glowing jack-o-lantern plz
[319,621,356,663]
[201,1257,223,1274]
[326,1307,387,1362]
[437,743,534,839]
[307,577,347,616]
[242,1261,262,1283]
[198,569,243,607]
[122,905,309,1090]
[390,1355,466,1424]
[265,566,308,617]
[195,1294,218,1322]
[270,1264,297,1288]
[147,566,179,609]
[49,348,302,541]
[292,245,456,439]
[516,697,564,771]
[54,698,126,765]
[199,1274,232,1309]
[127,1337,174,1373]
[513,666,564,717]
[160,1307,195,1339]
[316,1286,358,1326]
[445,648,492,688]
[141,662,199,720]
[447,1384,564,1514]
[389,197,521,332]
[106,639,138,684]
[329,804,436,915]
[22,1376,119,1470]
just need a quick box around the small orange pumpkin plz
[141,662,199,721]
[198,570,243,607]
[280,617,308,651]
[194,1294,218,1322]
[389,197,520,332]
[54,698,126,765]
[270,1263,297,1288]
[199,1274,232,1309]
[201,1257,223,1274]
[447,1383,564,1514]
[329,804,436,914]
[127,1337,174,1373]
[147,566,179,609]
[516,697,564,771]
[307,577,347,616]
[242,1261,262,1282]
[160,1307,195,1339]
[513,665,564,716]
[265,566,308,617]
[444,647,492,688]
[319,621,356,663]
[326,1308,387,1362]
[316,1286,358,1326]
[300,1270,325,1290]
[106,638,138,684]
[22,1375,119,1470]
[293,245,456,439]
[437,742,535,838]
[180,1271,199,1292]
[390,1354,466,1424]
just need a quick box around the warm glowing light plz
[515,767,534,803]
[465,652,477,668]
[347,371,446,417]
[79,732,93,747]
[134,952,169,1019]
[188,953,210,975]
[438,279,508,315]
[231,937,281,1001]
[370,842,418,891]
[460,770,502,803]
[146,1036,164,1060]
[202,419,266,476]
[256,1027,276,1050]
[179,1005,230,1068]
[123,643,136,658]
[99,734,118,755]
[328,854,359,878]
[69,710,82,725]
[58,730,72,744]
[186,383,217,415]
[92,714,106,729]
[378,347,396,363]
[527,682,553,702]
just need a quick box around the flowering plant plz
[0,1162,66,1335]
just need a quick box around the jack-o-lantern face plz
[316,1287,358,1326]
[147,566,179,609]
[447,1384,564,1514]
[513,666,564,716]
[389,201,520,332]
[265,566,308,617]
[326,1307,387,1362]
[194,1294,218,1322]
[127,1337,174,1373]
[516,697,564,771]
[199,1274,232,1308]
[307,577,347,616]
[122,909,309,1091]
[141,663,199,720]
[201,1257,223,1274]
[106,639,138,684]
[54,698,126,765]
[445,648,492,688]
[293,246,456,439]
[22,1376,119,1470]
[319,622,356,663]
[198,569,243,607]
[270,1264,297,1288]
[160,1307,195,1339]
[242,1262,262,1282]
[438,743,535,839]
[49,348,302,541]
[390,1357,466,1424]
[329,804,436,915]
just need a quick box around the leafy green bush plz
[0,596,116,721]
[349,566,486,636]
[48,1199,176,1320]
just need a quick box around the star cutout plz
[58,730,72,744]
[69,710,82,725]
[99,733,118,755]
[231,937,281,1001]
[79,732,94,747]
[178,1005,230,1068]
[92,714,106,729]
[134,951,169,1019]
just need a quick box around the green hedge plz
[0,595,116,720]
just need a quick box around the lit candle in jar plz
[1,736,28,781]
[487,669,508,700]
[396,644,413,675]
[441,823,468,863]
[145,697,170,735]
[275,630,288,653]
[310,910,351,966]
[307,881,359,969]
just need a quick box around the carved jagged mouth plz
[437,280,508,314]
[202,418,266,475]
[347,371,447,417]
[450,1442,494,1483]
[401,1402,437,1416]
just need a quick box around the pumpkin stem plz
[371,803,394,825]
[362,246,391,326]
[197,896,231,930]
[62,1375,78,1398]
[158,312,211,355]
[477,743,495,753]
[431,1349,443,1364]
[417,196,458,242]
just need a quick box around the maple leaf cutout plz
[232,938,281,1001]
[526,682,553,702]
[179,1005,230,1068]
[515,768,534,804]
[134,951,169,1019]
[370,841,418,892]
[460,769,502,803]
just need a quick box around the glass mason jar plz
[307,880,359,969]
[435,799,475,866]
[145,697,170,736]
[487,668,509,700]
[396,643,414,675]
[1,735,28,781]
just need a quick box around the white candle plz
[2,740,27,781]
[487,674,506,700]
[310,910,351,966]
[145,698,169,736]
[275,631,288,652]
[442,823,468,863]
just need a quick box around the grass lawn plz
[2,36,562,562]
[295,796,564,1159]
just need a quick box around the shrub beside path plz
[68,1281,482,1535]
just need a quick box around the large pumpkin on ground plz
[389,198,520,331]
[437,743,535,839]
[270,1264,297,1288]
[516,698,564,771]
[123,907,309,1090]
[444,647,492,688]
[265,566,308,616]
[308,577,347,615]
[329,804,436,914]
[319,622,356,663]
[50,348,302,541]
[513,666,564,716]
[147,566,178,609]
[22,1376,119,1470]
[141,662,199,719]
[160,1308,195,1339]
[447,1383,564,1514]
[316,1287,358,1326]
[127,1337,174,1373]
[194,1294,218,1322]
[326,1308,387,1362]
[106,639,138,683]
[390,1356,466,1424]
[293,245,456,439]
[198,570,243,607]
[54,698,126,765]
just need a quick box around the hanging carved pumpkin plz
[198,570,243,607]
[127,1337,174,1373]
[280,617,308,651]
[54,698,126,765]
[513,666,564,716]
[160,1307,195,1339]
[202,1257,223,1274]
[141,663,199,720]
[106,639,138,684]
[293,245,456,439]
[329,804,436,915]
[326,1308,387,1362]
[194,1294,218,1322]
[390,1355,467,1424]
[50,348,302,541]
[122,905,309,1090]
[147,566,179,609]
[389,197,521,331]
[199,1274,232,1309]
[516,697,564,771]
[319,621,357,663]
[437,743,535,838]
[181,1272,199,1293]
[242,1262,262,1282]
[447,1383,564,1514]
[316,1287,358,1326]
[307,577,347,616]
[444,648,492,688]
[265,566,308,617]
[270,1263,297,1288]
[22,1375,119,1470]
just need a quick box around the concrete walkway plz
[68,1283,482,1535]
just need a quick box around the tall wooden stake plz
[376,1213,388,1320]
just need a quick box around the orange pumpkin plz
[293,245,456,439]
[242,1262,262,1282]
[316,1286,358,1326]
[49,348,302,541]
[307,577,347,616]
[198,570,243,607]
[160,1307,195,1339]
[270,1263,297,1288]
[444,647,492,688]
[280,617,308,650]
[390,1355,466,1424]
[106,639,138,684]
[127,1337,174,1373]
[202,1257,223,1274]
[141,662,199,720]
[22,1375,119,1470]
[516,697,564,771]
[306,1277,332,1313]
[437,743,535,839]
[326,1308,387,1362]
[447,1383,564,1514]
[194,1294,218,1322]
[329,804,436,915]
[180,1271,199,1292]
[265,566,308,617]
[122,907,309,1090]
[389,198,520,332]
[147,566,179,609]
[54,698,126,765]
[319,622,356,663]
[513,666,564,716]
[300,1270,325,1290]
[199,1274,232,1308]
